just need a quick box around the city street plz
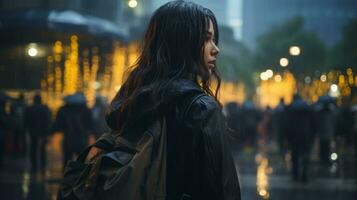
[0,134,356,200]
[1,0,357,200]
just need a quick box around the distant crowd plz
[0,92,110,173]
[225,94,357,182]
[1,91,357,182]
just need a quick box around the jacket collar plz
[106,79,202,131]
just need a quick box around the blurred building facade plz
[192,0,228,26]
[0,0,132,90]
[242,0,357,49]
[0,0,247,106]
[147,0,229,29]
[0,0,122,22]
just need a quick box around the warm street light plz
[329,84,340,97]
[274,75,282,82]
[280,58,289,67]
[331,153,338,161]
[320,74,327,82]
[330,84,338,92]
[260,69,274,81]
[260,72,269,81]
[128,0,138,8]
[289,46,301,56]
[266,69,273,78]
[28,47,38,57]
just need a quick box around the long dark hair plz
[111,0,221,132]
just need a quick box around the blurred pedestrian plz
[285,94,316,182]
[53,93,93,166]
[241,100,260,149]
[335,97,355,177]
[25,93,52,173]
[314,95,337,165]
[225,102,244,151]
[273,98,288,157]
[0,92,9,167]
[91,95,110,139]
[257,106,273,149]
[336,97,354,143]
[351,94,357,179]
[9,93,26,155]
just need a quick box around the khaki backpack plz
[58,117,167,200]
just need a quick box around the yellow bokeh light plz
[289,46,301,56]
[54,42,63,54]
[320,74,327,82]
[219,82,245,105]
[347,68,353,75]
[259,189,267,196]
[339,75,345,85]
[128,0,138,8]
[258,71,296,108]
[260,72,269,81]
[266,69,273,78]
[70,35,78,41]
[274,74,282,82]
[280,58,289,67]
[27,47,38,57]
[330,84,338,92]
[256,155,270,200]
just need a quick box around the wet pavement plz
[235,150,357,200]
[0,134,357,200]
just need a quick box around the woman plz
[94,1,240,199]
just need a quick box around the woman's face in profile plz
[203,20,220,74]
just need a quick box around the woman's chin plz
[208,69,212,75]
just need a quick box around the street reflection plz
[22,170,30,199]
[255,154,271,199]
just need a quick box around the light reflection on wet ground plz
[0,133,357,200]
[234,134,357,199]
[0,132,63,200]
[255,153,271,199]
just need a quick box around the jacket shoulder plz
[184,94,221,126]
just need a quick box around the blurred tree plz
[329,19,357,71]
[217,26,254,90]
[218,44,252,81]
[254,17,326,80]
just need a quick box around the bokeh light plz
[320,74,327,82]
[280,58,289,67]
[28,47,38,57]
[128,0,138,8]
[289,46,301,56]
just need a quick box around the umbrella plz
[63,92,87,105]
[0,9,129,41]
[317,95,335,105]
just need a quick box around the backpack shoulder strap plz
[74,132,116,162]
[92,132,116,150]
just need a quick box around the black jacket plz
[285,98,315,145]
[53,103,93,151]
[106,79,241,200]
[25,103,52,137]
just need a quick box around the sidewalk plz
[235,147,357,200]
[0,135,357,200]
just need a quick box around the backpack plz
[57,92,204,200]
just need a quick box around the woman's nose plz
[212,43,220,56]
